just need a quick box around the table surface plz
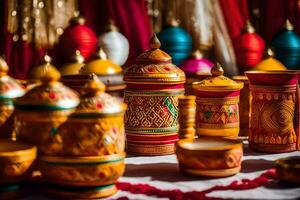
[24,143,300,200]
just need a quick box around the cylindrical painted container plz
[232,76,249,136]
[245,70,300,153]
[123,35,185,155]
[14,59,79,155]
[0,57,25,139]
[193,63,244,137]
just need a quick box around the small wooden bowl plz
[176,137,243,177]
[276,156,300,185]
[39,153,125,187]
[0,140,37,184]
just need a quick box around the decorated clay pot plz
[276,156,300,185]
[232,76,249,136]
[252,48,287,71]
[46,75,126,156]
[157,16,192,66]
[0,140,37,184]
[14,60,79,155]
[123,34,185,155]
[98,19,129,66]
[245,70,300,153]
[193,63,244,137]
[176,137,243,177]
[0,57,25,139]
[180,50,213,95]
[61,49,125,97]
[59,50,85,76]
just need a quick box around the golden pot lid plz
[15,62,79,110]
[60,50,85,76]
[123,34,185,84]
[72,74,126,117]
[252,48,286,71]
[0,57,25,99]
[193,63,243,92]
[79,49,122,75]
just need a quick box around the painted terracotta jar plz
[176,137,243,177]
[61,49,125,97]
[193,63,244,137]
[123,35,185,155]
[46,75,126,156]
[232,76,249,136]
[245,70,300,153]
[0,57,25,139]
[14,61,79,155]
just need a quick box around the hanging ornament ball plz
[98,20,129,66]
[180,50,213,76]
[271,19,300,69]
[252,48,287,71]
[157,15,192,66]
[58,15,98,60]
[234,20,265,68]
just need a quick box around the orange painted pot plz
[245,70,300,153]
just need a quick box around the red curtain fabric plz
[78,0,152,67]
[258,0,300,42]
[219,0,249,40]
[0,0,152,79]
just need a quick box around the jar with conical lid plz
[0,57,25,139]
[59,50,85,76]
[14,61,79,154]
[252,48,287,71]
[61,49,125,97]
[123,34,186,155]
[193,63,244,137]
[46,74,127,156]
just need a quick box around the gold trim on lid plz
[243,20,255,33]
[0,56,9,76]
[166,12,180,27]
[266,48,275,58]
[96,48,108,60]
[71,50,85,63]
[211,62,224,76]
[150,34,161,49]
[39,55,61,83]
[190,50,203,59]
[84,73,106,95]
[284,19,294,31]
[105,19,118,32]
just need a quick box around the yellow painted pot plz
[176,137,243,177]
[193,63,244,137]
[0,140,37,184]
[59,50,85,76]
[0,57,25,139]
[39,153,125,187]
[46,75,127,156]
[14,59,79,154]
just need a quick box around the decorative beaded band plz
[197,122,240,129]
[196,96,239,104]
[127,143,175,155]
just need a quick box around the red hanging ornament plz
[58,15,97,60]
[234,20,265,69]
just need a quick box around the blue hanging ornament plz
[271,19,300,69]
[157,16,192,66]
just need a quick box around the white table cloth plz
[24,143,300,200]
